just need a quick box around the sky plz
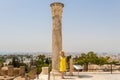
[0,0,120,53]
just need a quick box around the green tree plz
[0,58,3,67]
[35,54,50,74]
[8,55,30,73]
[9,56,20,67]
[74,51,109,71]
[95,57,108,65]
[66,55,71,69]
[77,52,97,71]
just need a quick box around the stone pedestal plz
[69,58,73,76]
[50,2,64,74]
[8,65,14,76]
[41,67,48,75]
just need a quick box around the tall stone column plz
[50,2,64,73]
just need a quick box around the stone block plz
[19,66,25,76]
[8,65,14,76]
[41,67,48,75]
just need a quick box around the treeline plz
[73,51,119,71]
[0,52,119,74]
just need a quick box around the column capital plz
[50,2,64,7]
[50,2,64,17]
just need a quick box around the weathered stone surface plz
[8,65,14,76]
[14,68,20,76]
[41,67,48,75]
[50,2,64,73]
[1,67,8,76]
[69,58,73,75]
[19,66,25,76]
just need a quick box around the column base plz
[50,69,61,76]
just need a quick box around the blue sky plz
[0,0,120,53]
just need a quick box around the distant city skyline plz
[0,0,120,53]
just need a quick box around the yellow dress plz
[60,56,66,72]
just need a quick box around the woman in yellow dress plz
[60,51,66,79]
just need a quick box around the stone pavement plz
[34,72,120,80]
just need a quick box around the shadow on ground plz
[64,77,75,79]
[78,75,93,78]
